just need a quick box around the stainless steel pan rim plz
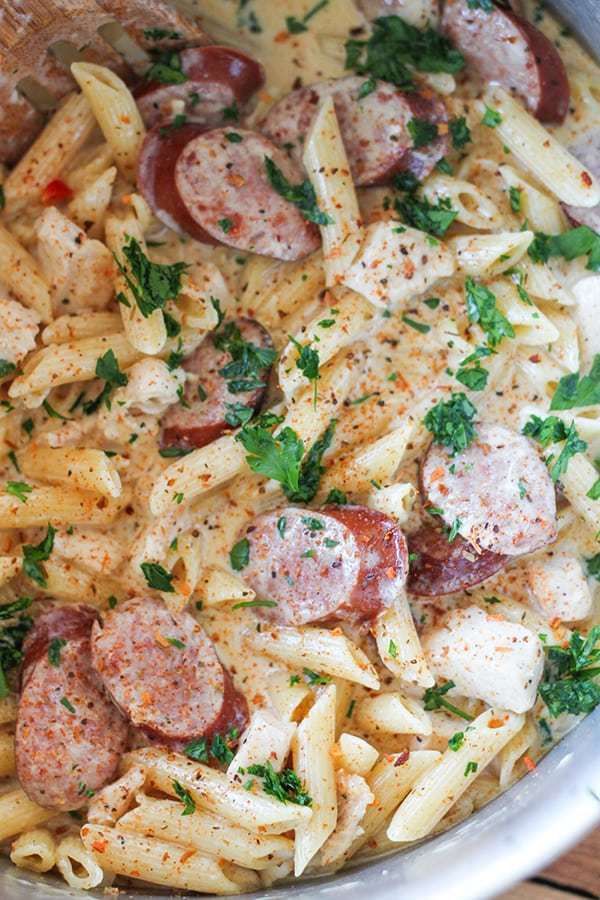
[1,706,598,899]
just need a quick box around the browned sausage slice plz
[160,317,275,451]
[240,505,409,625]
[175,129,321,260]
[407,526,507,596]
[135,46,265,128]
[441,0,569,123]
[91,597,248,743]
[421,423,557,556]
[137,123,217,242]
[563,130,600,231]
[261,75,449,186]
[16,605,128,811]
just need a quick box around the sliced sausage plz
[240,505,409,626]
[16,605,128,811]
[91,597,248,743]
[137,123,217,242]
[160,317,274,451]
[135,46,265,129]
[96,0,209,51]
[421,423,557,557]
[175,129,321,260]
[407,526,507,596]
[563,130,600,231]
[358,0,439,28]
[441,0,569,124]
[261,75,449,186]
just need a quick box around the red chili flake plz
[523,755,537,772]
[394,750,410,766]
[41,179,74,205]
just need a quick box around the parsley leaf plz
[550,355,600,410]
[48,637,67,667]
[509,186,522,213]
[465,278,514,348]
[0,599,32,698]
[395,193,458,237]
[527,226,600,273]
[456,346,492,391]
[22,525,55,587]
[286,0,328,33]
[146,51,187,85]
[481,105,502,127]
[449,116,471,150]
[538,627,600,717]
[115,236,188,319]
[172,779,195,815]
[408,117,438,148]
[230,538,250,571]
[214,320,277,394]
[345,16,464,91]
[448,731,465,751]
[423,681,474,721]
[140,562,175,593]
[290,337,320,405]
[265,157,333,226]
[6,481,32,504]
[246,761,312,806]
[522,415,587,482]
[0,360,17,379]
[287,418,336,503]
[83,349,129,414]
[424,393,477,456]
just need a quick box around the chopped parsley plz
[481,105,502,128]
[264,157,333,226]
[448,731,465,751]
[538,627,600,717]
[246,761,312,806]
[408,117,438,148]
[236,419,336,503]
[277,515,287,538]
[48,637,67,667]
[213,320,277,394]
[115,236,187,319]
[60,696,76,714]
[464,760,478,776]
[172,780,195,815]
[286,0,328,33]
[395,193,458,237]
[290,337,320,405]
[224,403,254,428]
[402,315,430,334]
[550,354,600,410]
[345,16,464,92]
[528,226,600,273]
[184,729,239,766]
[456,346,493,392]
[388,639,398,658]
[230,538,250,571]
[6,481,32,504]
[424,393,477,456]
[423,681,474,721]
[465,278,514,348]
[522,415,587,482]
[325,488,347,505]
[449,116,471,150]
[83,349,129,414]
[0,598,33,697]
[140,562,175,593]
[232,598,278,610]
[467,0,494,9]
[145,51,187,85]
[22,524,55,587]
[0,360,16,379]
[509,186,522,213]
[303,668,331,685]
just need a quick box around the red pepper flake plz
[92,839,108,853]
[41,179,74,205]
[523,755,536,772]
[488,717,504,728]
[394,750,410,766]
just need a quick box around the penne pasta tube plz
[196,567,256,607]
[0,789,53,841]
[375,601,434,688]
[387,708,524,841]
[449,231,533,277]
[303,97,363,287]
[0,557,20,587]
[105,213,167,356]
[3,93,96,213]
[228,710,296,776]
[118,794,294,869]
[347,750,441,859]
[252,626,380,690]
[279,290,373,399]
[8,334,140,402]
[293,685,337,876]
[0,223,52,322]
[10,828,57,874]
[42,312,123,345]
[355,692,432,736]
[21,446,121,498]
[56,835,104,891]
[481,87,600,207]
[124,749,313,834]
[71,63,145,181]
[498,164,564,233]
[0,485,127,529]
[80,823,253,895]
[336,734,379,777]
[553,449,600,533]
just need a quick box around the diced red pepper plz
[41,179,74,205]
